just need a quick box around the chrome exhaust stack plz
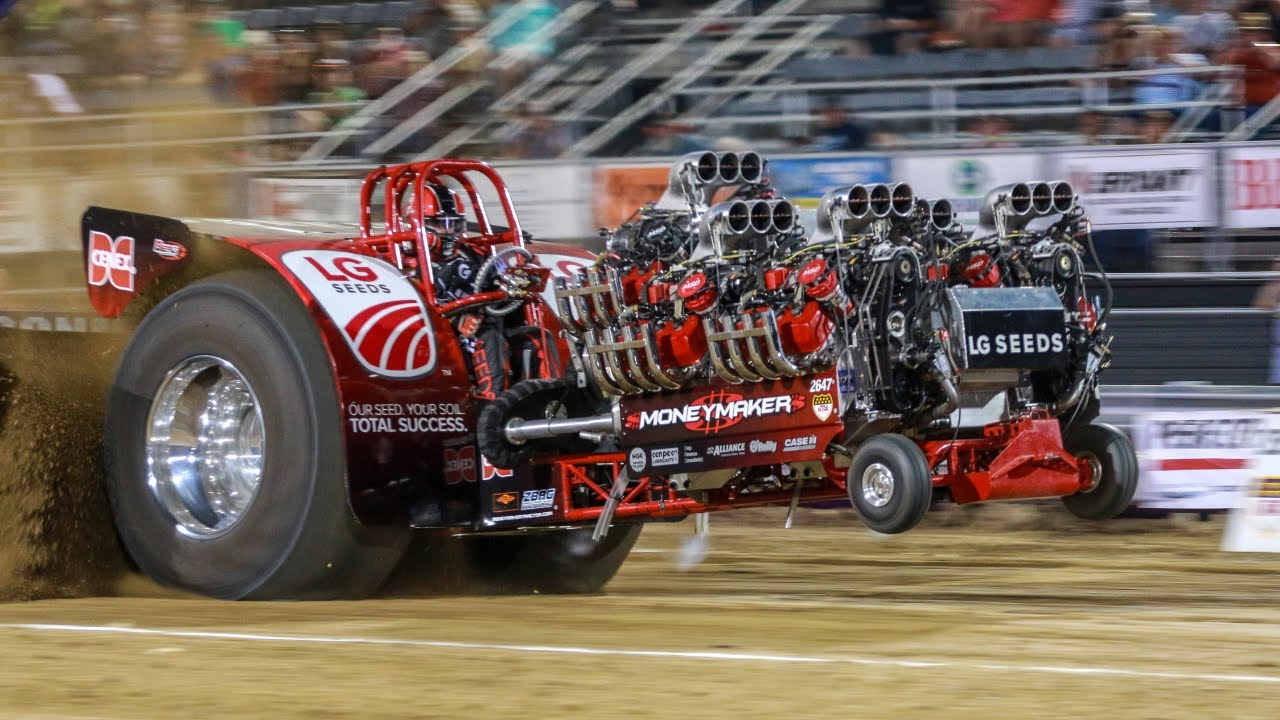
[658,151,769,209]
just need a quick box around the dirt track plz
[0,507,1278,719]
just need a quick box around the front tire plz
[105,270,408,599]
[848,434,933,534]
[1061,423,1139,520]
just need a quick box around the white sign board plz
[1223,414,1280,552]
[248,177,362,223]
[1223,145,1280,228]
[1053,149,1214,229]
[896,154,1042,226]
[1131,411,1268,510]
[489,162,592,241]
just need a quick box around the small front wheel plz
[1062,423,1139,520]
[848,434,933,534]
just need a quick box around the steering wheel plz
[473,245,537,316]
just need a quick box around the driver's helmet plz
[422,182,465,236]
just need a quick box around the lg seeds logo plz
[282,251,437,378]
[87,231,136,291]
[626,390,803,434]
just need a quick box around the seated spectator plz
[1132,27,1206,106]
[636,114,712,156]
[805,105,870,152]
[505,103,574,159]
[966,114,1017,147]
[1137,108,1175,143]
[1075,108,1108,144]
[987,0,1059,49]
[299,59,367,132]
[1218,13,1280,115]
[870,0,941,55]
[490,0,559,90]
[1094,9,1146,72]
[1173,0,1237,57]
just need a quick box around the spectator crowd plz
[3,0,1280,158]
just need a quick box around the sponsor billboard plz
[767,155,892,231]
[1222,415,1280,552]
[1131,411,1270,510]
[592,163,669,229]
[487,162,593,240]
[1053,148,1214,229]
[1224,145,1280,228]
[896,153,1042,226]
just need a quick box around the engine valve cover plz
[948,286,1069,371]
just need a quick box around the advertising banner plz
[489,162,592,241]
[592,163,669,229]
[1131,411,1269,510]
[1053,149,1214,229]
[249,177,362,223]
[767,155,892,231]
[1223,145,1280,228]
[896,153,1042,226]
[1222,414,1280,552]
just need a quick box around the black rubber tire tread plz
[105,270,409,600]
[462,523,643,594]
[1061,422,1139,520]
[476,377,599,468]
[848,433,933,534]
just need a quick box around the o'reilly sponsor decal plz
[651,447,679,467]
[784,434,818,452]
[750,439,778,454]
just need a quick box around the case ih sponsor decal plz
[283,250,437,378]
[87,232,136,292]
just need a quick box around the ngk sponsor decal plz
[625,390,804,434]
[283,250,437,378]
[87,231,136,292]
[345,401,465,433]
[1054,149,1212,229]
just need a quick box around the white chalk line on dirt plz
[5,623,1280,686]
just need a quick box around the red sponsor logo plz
[87,231,135,291]
[492,491,519,512]
[344,299,433,374]
[444,446,477,485]
[152,238,187,261]
[677,272,707,299]
[798,258,827,285]
[481,455,513,481]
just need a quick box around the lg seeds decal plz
[282,250,437,378]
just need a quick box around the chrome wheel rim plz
[1078,451,1103,493]
[861,462,895,508]
[146,355,266,538]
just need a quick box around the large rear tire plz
[105,270,409,599]
[848,433,933,534]
[1061,423,1138,520]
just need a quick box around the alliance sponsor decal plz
[282,250,437,378]
[706,442,746,458]
[625,390,804,434]
[87,231,135,292]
